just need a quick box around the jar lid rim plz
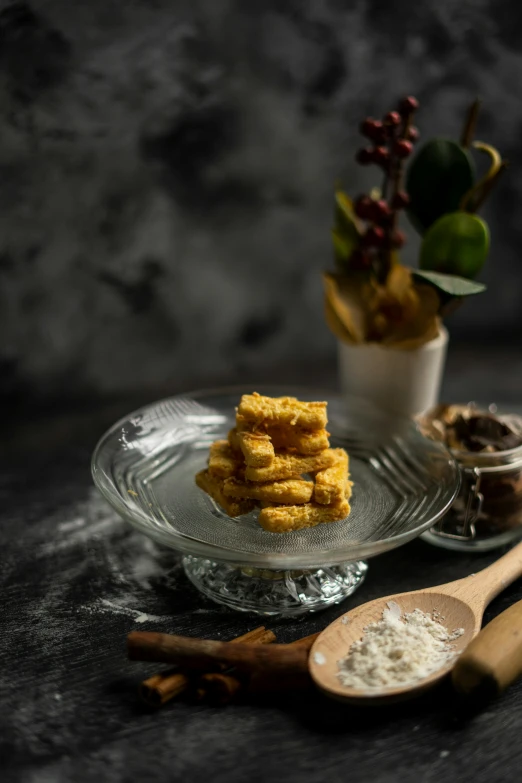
[445,411,522,462]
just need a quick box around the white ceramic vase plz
[338,326,448,418]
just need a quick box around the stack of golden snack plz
[195,392,352,533]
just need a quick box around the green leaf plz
[332,229,358,271]
[419,211,490,279]
[406,139,475,233]
[412,269,486,297]
[334,191,362,241]
[332,190,363,271]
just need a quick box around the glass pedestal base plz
[183,556,368,617]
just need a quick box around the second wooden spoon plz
[310,541,522,704]
[452,596,522,699]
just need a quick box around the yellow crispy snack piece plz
[208,440,243,478]
[235,419,330,454]
[259,498,350,533]
[314,448,349,505]
[259,481,352,508]
[245,448,337,483]
[269,426,330,454]
[223,477,313,505]
[228,428,242,453]
[238,393,327,430]
[227,428,275,467]
[195,470,255,518]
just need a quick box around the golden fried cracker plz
[196,470,255,517]
[227,428,275,467]
[223,477,313,505]
[245,448,337,483]
[238,393,327,430]
[227,428,242,454]
[314,448,349,505]
[269,427,330,454]
[259,498,350,533]
[235,418,330,455]
[208,440,243,478]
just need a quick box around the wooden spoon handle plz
[452,541,522,608]
[452,599,522,699]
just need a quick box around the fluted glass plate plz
[92,386,459,570]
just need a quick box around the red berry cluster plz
[351,96,419,275]
[356,96,419,169]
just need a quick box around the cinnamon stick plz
[197,672,243,705]
[140,668,190,708]
[197,632,321,705]
[247,633,320,696]
[288,632,320,649]
[139,626,274,707]
[128,632,308,677]
[136,629,321,708]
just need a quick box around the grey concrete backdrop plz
[0,0,521,404]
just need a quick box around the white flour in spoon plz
[337,602,464,690]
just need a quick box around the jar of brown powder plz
[418,404,522,551]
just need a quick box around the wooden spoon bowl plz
[310,541,522,705]
[310,592,477,705]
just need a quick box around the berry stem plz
[460,141,505,213]
[353,97,418,284]
[381,169,390,203]
[379,109,415,282]
[460,97,481,149]
[468,160,508,213]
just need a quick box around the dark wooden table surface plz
[3,383,522,783]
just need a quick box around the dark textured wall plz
[0,0,520,402]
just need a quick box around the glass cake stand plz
[91,386,459,617]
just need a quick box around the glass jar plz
[422,413,522,551]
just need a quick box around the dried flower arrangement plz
[325,97,506,349]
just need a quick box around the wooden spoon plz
[452,597,522,700]
[310,541,522,704]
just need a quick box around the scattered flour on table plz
[58,517,87,533]
[41,488,124,555]
[337,601,464,690]
[40,487,181,623]
[97,599,169,623]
